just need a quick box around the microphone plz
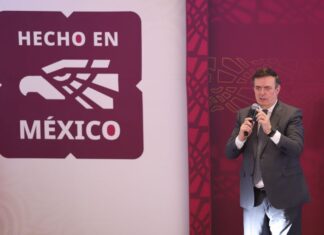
[249,103,260,122]
[244,103,260,136]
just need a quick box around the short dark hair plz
[252,67,281,87]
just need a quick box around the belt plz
[253,187,266,206]
[254,187,266,192]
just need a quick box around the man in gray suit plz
[225,68,309,235]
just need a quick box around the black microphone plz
[244,103,260,136]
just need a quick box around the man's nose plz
[259,88,267,94]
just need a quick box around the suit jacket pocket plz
[282,166,303,176]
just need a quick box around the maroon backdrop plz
[186,0,211,234]
[187,0,324,234]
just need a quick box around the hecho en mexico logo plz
[0,11,143,159]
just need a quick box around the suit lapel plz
[269,101,282,130]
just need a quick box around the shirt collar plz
[266,100,278,114]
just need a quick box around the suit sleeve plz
[225,111,244,159]
[277,108,304,157]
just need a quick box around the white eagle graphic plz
[19,59,119,109]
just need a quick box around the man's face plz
[253,76,280,109]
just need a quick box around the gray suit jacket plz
[225,101,310,209]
